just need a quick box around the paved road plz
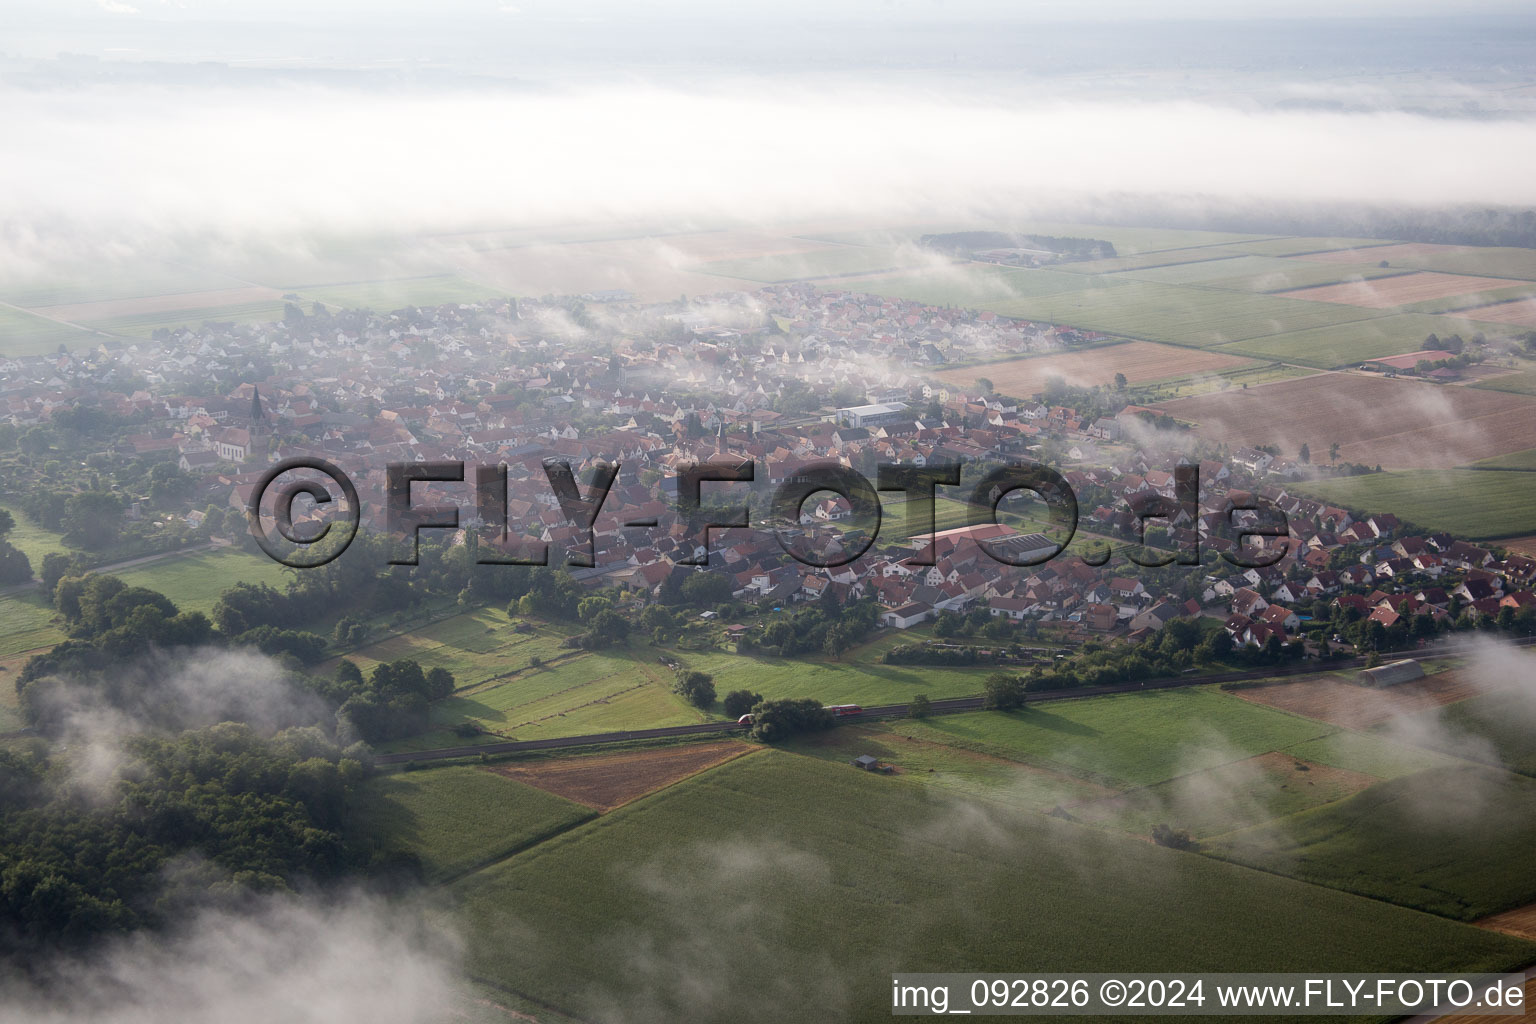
[373,637,1534,765]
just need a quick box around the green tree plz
[722,689,763,719]
[908,693,932,719]
[982,672,1027,711]
[673,670,716,708]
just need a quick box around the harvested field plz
[33,286,283,323]
[1476,902,1536,943]
[1501,535,1536,557]
[935,341,1255,398]
[1232,671,1483,730]
[488,740,754,811]
[1295,243,1473,265]
[1278,272,1517,309]
[1154,372,1536,468]
[1460,297,1536,327]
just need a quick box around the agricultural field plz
[1294,470,1536,538]
[1212,312,1494,367]
[293,275,506,312]
[1278,272,1519,309]
[841,264,1111,309]
[1478,904,1536,943]
[1207,763,1536,921]
[1280,729,1463,781]
[782,722,1115,812]
[694,246,935,282]
[1131,363,1319,401]
[0,258,252,308]
[0,306,103,356]
[0,503,70,567]
[1394,689,1536,777]
[0,590,65,659]
[31,286,285,325]
[452,752,1534,1024]
[361,764,594,883]
[488,740,754,810]
[1066,751,1378,841]
[1155,373,1536,470]
[874,688,1332,789]
[933,340,1256,399]
[107,546,295,615]
[1223,237,1396,258]
[1501,535,1536,558]
[1120,254,1398,291]
[376,641,709,753]
[1296,243,1536,282]
[1398,282,1536,314]
[1054,246,1254,275]
[1230,668,1485,730]
[1461,296,1536,327]
[1471,360,1536,396]
[82,299,293,339]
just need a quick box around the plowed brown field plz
[488,740,754,811]
[1232,671,1483,729]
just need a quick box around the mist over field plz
[6,81,1536,277]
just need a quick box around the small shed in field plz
[852,754,880,771]
[1360,659,1425,688]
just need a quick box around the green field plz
[695,247,934,282]
[295,275,505,311]
[1280,729,1463,780]
[1295,470,1536,539]
[1208,764,1536,920]
[1130,363,1320,401]
[107,546,295,615]
[1399,282,1536,314]
[1068,753,1374,840]
[0,503,70,568]
[872,689,1333,788]
[0,590,65,659]
[83,300,291,339]
[452,752,1534,1023]
[0,307,103,356]
[361,765,594,882]
[1395,690,1536,777]
[1373,245,1536,282]
[373,638,710,753]
[1213,313,1494,368]
[1121,255,1399,291]
[1469,447,1536,469]
[874,269,1386,348]
[782,722,1112,812]
[1224,238,1396,258]
[0,259,250,308]
[1472,364,1536,397]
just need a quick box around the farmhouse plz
[1359,660,1425,688]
